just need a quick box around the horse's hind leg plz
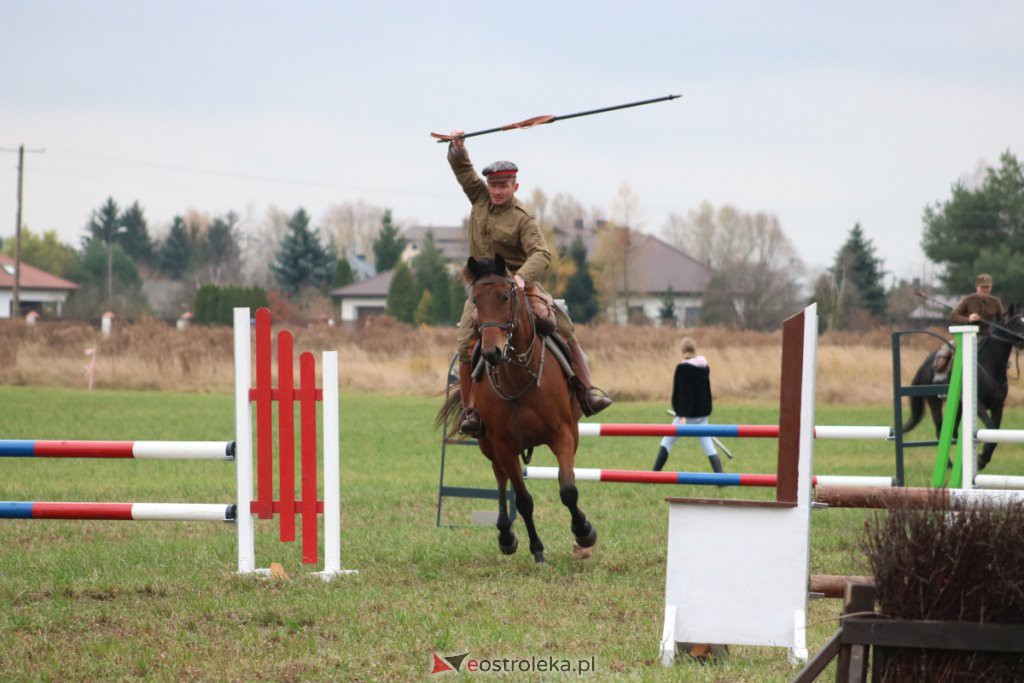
[928,398,945,439]
[492,464,518,555]
[978,406,1000,471]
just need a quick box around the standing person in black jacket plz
[652,337,723,473]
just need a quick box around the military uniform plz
[951,293,1004,336]
[449,147,574,361]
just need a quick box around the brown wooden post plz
[776,309,805,504]
[836,583,876,683]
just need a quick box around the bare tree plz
[663,202,805,330]
[590,223,628,321]
[548,193,587,233]
[320,200,386,262]
[241,205,291,287]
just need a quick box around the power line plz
[50,148,447,198]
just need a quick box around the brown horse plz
[436,255,597,562]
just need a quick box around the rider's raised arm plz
[447,134,488,205]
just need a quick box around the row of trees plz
[4,149,1018,327]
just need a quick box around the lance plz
[913,288,1024,340]
[431,94,681,143]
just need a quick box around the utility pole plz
[2,144,45,318]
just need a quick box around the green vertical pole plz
[931,333,963,488]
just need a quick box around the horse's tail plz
[435,385,463,441]
[901,394,925,434]
[901,354,935,434]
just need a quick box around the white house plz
[0,254,78,318]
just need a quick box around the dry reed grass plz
[2,317,1016,406]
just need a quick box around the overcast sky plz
[2,1,1021,282]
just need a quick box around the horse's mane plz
[462,255,509,286]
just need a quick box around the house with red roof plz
[0,254,78,318]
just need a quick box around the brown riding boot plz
[567,340,612,417]
[457,359,482,437]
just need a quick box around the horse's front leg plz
[505,463,545,563]
[552,428,597,555]
[491,461,518,555]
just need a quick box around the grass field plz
[2,386,1024,681]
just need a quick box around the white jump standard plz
[0,307,356,581]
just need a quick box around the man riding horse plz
[446,130,612,436]
[934,273,1004,375]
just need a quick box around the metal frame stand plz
[436,355,514,527]
[891,330,956,486]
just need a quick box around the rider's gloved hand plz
[514,274,525,289]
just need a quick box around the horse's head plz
[464,254,522,366]
[1001,303,1024,348]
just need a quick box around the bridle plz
[473,274,546,402]
[472,271,550,465]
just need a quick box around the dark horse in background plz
[902,305,1024,470]
[436,255,597,563]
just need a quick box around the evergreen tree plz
[185,214,211,279]
[448,273,468,325]
[159,216,192,280]
[562,236,599,323]
[71,240,142,290]
[119,201,154,266]
[386,260,420,323]
[67,240,143,314]
[372,210,406,271]
[658,285,678,327]
[194,284,269,325]
[922,151,1024,294]
[271,208,334,295]
[332,251,356,288]
[413,289,434,326]
[83,197,122,250]
[411,231,451,325]
[206,212,241,283]
[832,223,886,322]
